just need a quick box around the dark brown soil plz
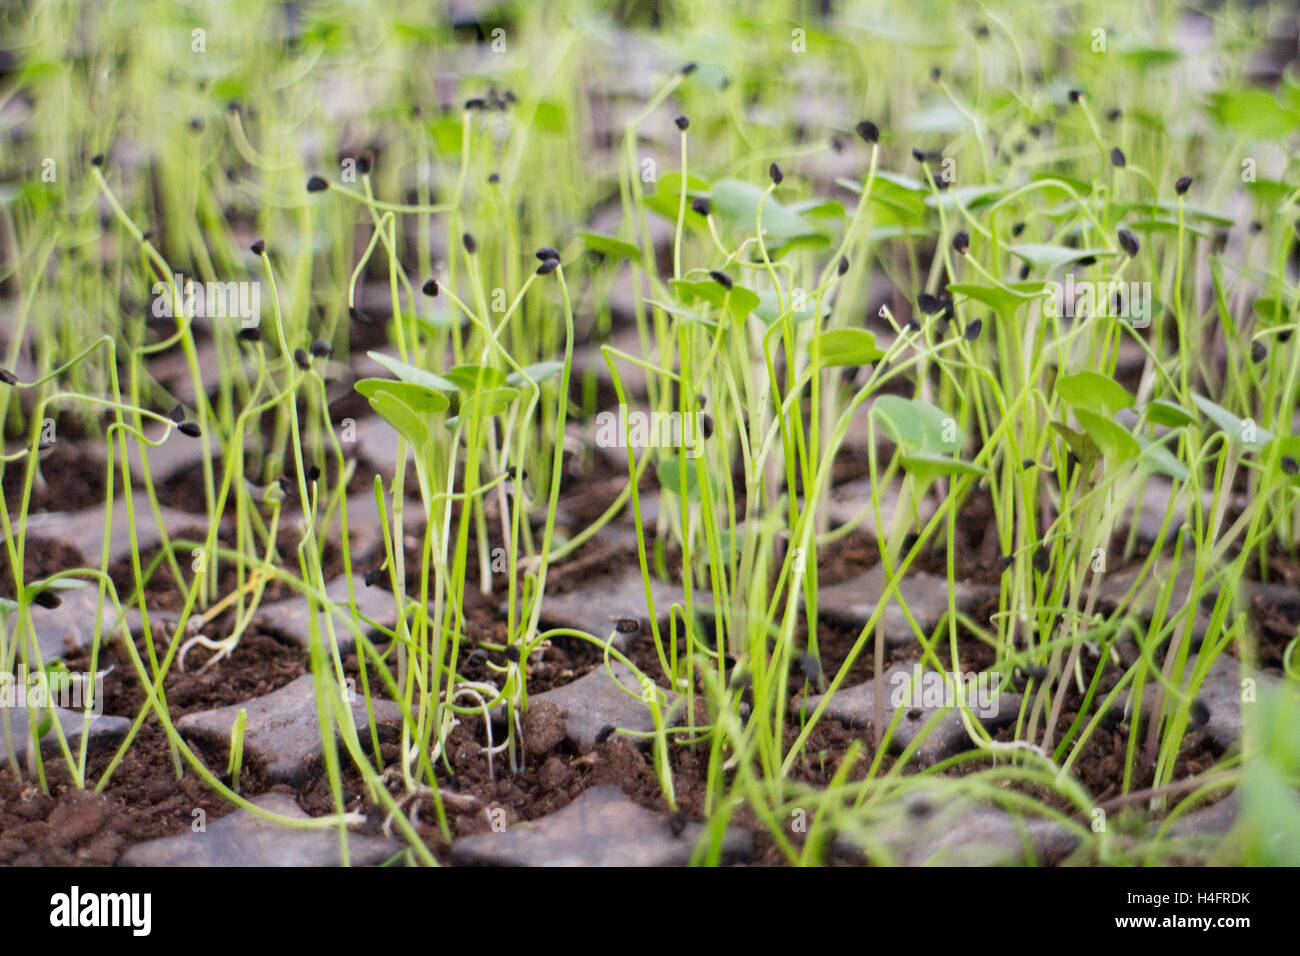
[1,443,107,514]
[0,379,1285,868]
[0,536,88,599]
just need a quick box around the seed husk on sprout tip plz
[1175,175,1192,195]
[709,270,733,290]
[364,569,385,588]
[838,256,849,276]
[1118,228,1140,257]
[306,175,328,192]
[462,232,477,254]
[797,652,822,682]
[769,162,783,184]
[963,317,983,341]
[1188,699,1210,729]
[306,465,320,482]
[91,153,104,167]
[504,644,521,663]
[594,724,615,744]
[1033,546,1051,573]
[178,421,201,438]
[422,278,439,296]
[250,239,265,255]
[953,230,970,254]
[691,197,711,216]
[535,246,560,262]
[917,292,940,314]
[309,339,333,357]
[33,590,62,610]
[1281,455,1298,476]
[1251,340,1267,363]
[356,156,372,175]
[294,348,311,370]
[674,114,689,130]
[536,258,558,275]
[855,120,879,143]
[1068,88,1082,103]
[348,306,371,324]
[1110,147,1126,168]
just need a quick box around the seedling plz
[0,0,1295,872]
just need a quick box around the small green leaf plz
[1056,371,1133,418]
[754,290,829,327]
[1127,218,1214,241]
[578,231,643,265]
[656,455,714,501]
[905,102,972,134]
[898,452,985,484]
[355,378,450,415]
[1028,173,1093,198]
[708,179,830,248]
[643,172,712,225]
[1206,89,1300,141]
[924,184,1006,210]
[366,351,458,392]
[646,299,719,328]
[1075,409,1139,464]
[1009,244,1116,273]
[1144,399,1196,428]
[429,117,463,155]
[787,199,846,220]
[1116,201,1234,228]
[812,328,885,367]
[506,361,565,387]
[870,396,976,488]
[839,171,928,225]
[533,100,568,133]
[367,392,427,449]
[1136,435,1190,482]
[1114,44,1181,70]
[458,386,520,423]
[1051,422,1100,473]
[670,278,761,323]
[1191,394,1273,451]
[947,281,1045,316]
[443,364,508,391]
[1252,297,1292,327]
